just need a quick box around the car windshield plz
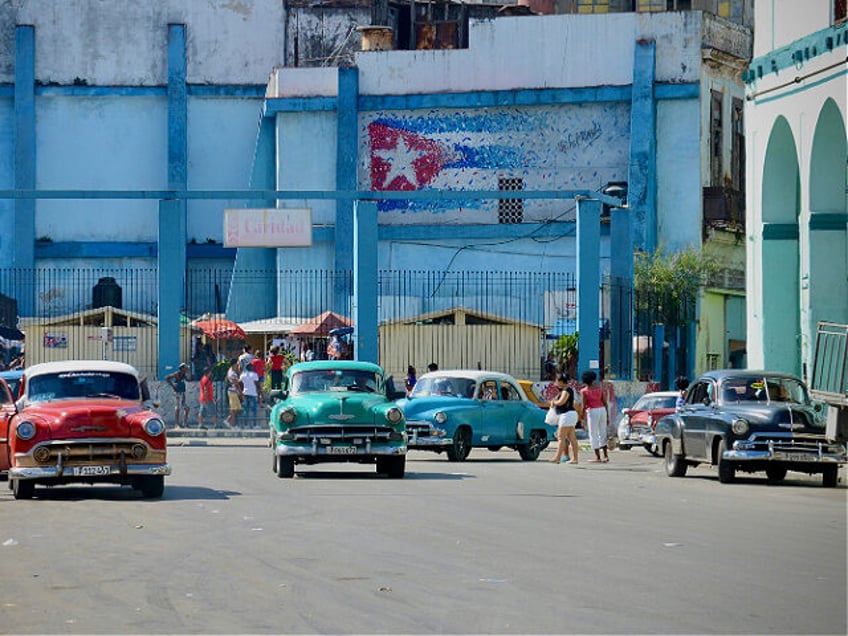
[289,369,379,394]
[410,376,477,398]
[2,377,21,399]
[27,370,140,402]
[633,395,677,410]
[721,376,808,404]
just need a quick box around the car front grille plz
[288,424,396,443]
[743,433,845,456]
[405,420,434,436]
[31,439,149,463]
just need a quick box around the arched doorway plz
[760,116,801,375]
[807,99,848,368]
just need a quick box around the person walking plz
[405,365,417,397]
[268,345,286,390]
[239,363,261,428]
[580,370,610,463]
[197,366,220,429]
[165,363,191,428]
[224,358,244,428]
[549,373,580,464]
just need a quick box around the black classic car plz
[654,370,847,487]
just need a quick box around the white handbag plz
[545,407,559,426]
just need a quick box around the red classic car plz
[1,360,171,499]
[616,391,679,456]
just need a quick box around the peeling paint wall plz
[0,0,286,85]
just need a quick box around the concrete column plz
[653,323,664,386]
[609,207,633,379]
[576,198,601,377]
[628,39,657,253]
[13,26,36,312]
[335,67,359,314]
[158,199,184,379]
[353,200,378,363]
[159,25,187,379]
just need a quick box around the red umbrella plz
[192,318,247,340]
[288,311,353,337]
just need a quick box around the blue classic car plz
[397,370,556,461]
[654,369,847,487]
[268,360,407,478]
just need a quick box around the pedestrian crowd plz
[167,344,296,429]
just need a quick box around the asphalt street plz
[0,442,845,635]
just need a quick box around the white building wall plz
[1,0,286,85]
[753,0,835,57]
[745,2,847,370]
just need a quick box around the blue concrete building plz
[1,1,752,382]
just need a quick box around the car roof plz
[697,369,803,382]
[289,360,385,374]
[24,360,140,379]
[638,391,679,399]
[418,370,519,383]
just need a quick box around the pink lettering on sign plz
[224,209,312,247]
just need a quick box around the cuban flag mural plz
[361,103,630,220]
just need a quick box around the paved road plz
[1,443,845,634]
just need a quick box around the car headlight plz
[144,418,166,437]
[731,418,749,435]
[280,408,296,425]
[434,411,447,424]
[16,420,37,441]
[385,407,403,424]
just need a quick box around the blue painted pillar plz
[335,67,359,314]
[610,207,633,380]
[667,327,677,390]
[353,200,378,363]
[14,26,36,314]
[227,114,278,322]
[576,198,601,377]
[158,25,187,378]
[159,199,185,379]
[653,323,665,386]
[628,40,657,253]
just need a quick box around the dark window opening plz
[731,97,745,193]
[710,90,723,187]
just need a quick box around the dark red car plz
[616,391,679,456]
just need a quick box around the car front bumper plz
[618,427,655,449]
[725,439,848,463]
[10,463,172,481]
[275,442,405,458]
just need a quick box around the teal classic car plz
[397,370,556,461]
[269,360,407,478]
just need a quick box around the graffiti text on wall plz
[557,121,602,152]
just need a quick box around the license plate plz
[780,453,810,462]
[326,446,357,455]
[72,465,111,476]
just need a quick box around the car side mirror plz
[702,396,712,406]
[813,401,823,412]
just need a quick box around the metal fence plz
[0,266,691,384]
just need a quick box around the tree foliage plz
[634,246,718,328]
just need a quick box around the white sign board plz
[224,208,312,247]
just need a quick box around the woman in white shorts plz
[548,374,580,464]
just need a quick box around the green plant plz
[634,246,718,328]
